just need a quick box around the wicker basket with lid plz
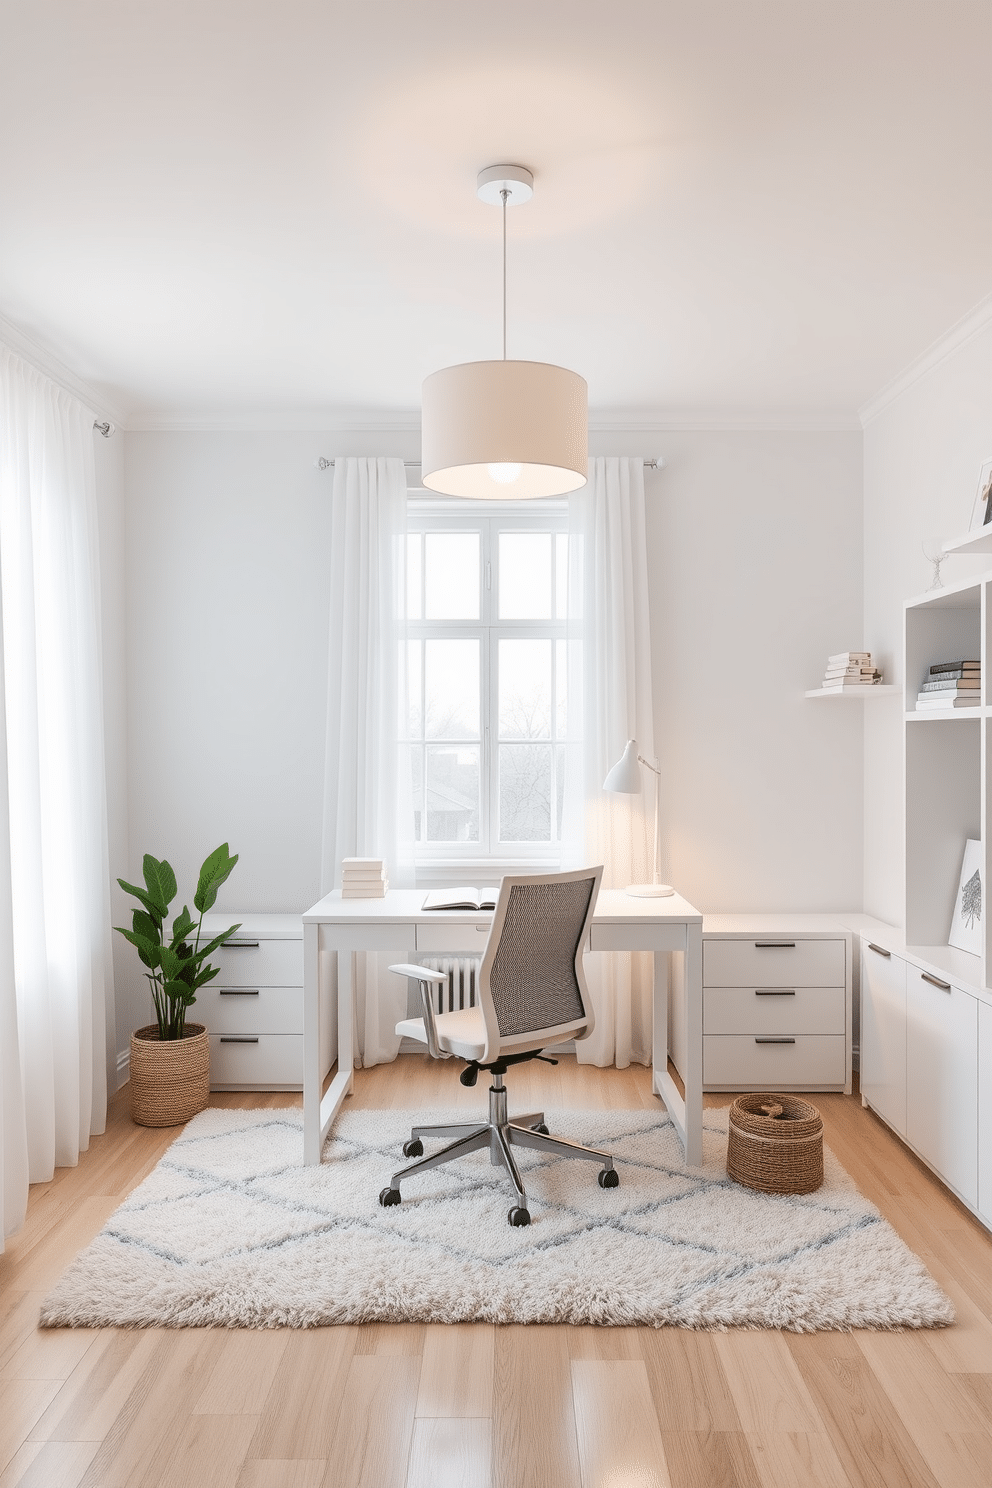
[726,1092,823,1194]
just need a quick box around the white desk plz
[302,888,703,1166]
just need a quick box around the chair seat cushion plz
[395,1005,488,1061]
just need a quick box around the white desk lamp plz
[602,739,674,897]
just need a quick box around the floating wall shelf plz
[804,686,900,699]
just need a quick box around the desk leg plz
[652,933,704,1168]
[303,922,322,1165]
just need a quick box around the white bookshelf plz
[804,685,900,698]
[942,526,992,557]
[903,573,987,986]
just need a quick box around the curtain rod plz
[316,457,664,471]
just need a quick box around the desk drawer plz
[210,937,302,986]
[209,1033,303,1089]
[416,922,492,954]
[197,984,303,1035]
[703,985,845,1036]
[703,1034,846,1088]
[703,938,845,987]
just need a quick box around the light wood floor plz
[2,1057,992,1488]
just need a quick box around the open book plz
[422,887,498,912]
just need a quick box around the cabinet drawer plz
[703,1034,846,1088]
[209,937,302,987]
[703,985,845,1036]
[703,938,845,987]
[209,1033,303,1089]
[197,984,303,1035]
[416,922,492,954]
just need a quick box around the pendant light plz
[421,165,588,500]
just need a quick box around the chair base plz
[381,1073,617,1224]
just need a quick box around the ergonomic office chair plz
[379,865,617,1226]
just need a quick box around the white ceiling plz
[2,0,991,425]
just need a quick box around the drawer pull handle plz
[225,941,260,949]
[475,925,490,932]
[219,988,260,996]
[921,972,951,992]
[867,942,891,957]
[754,989,796,996]
[753,941,796,949]
[219,1036,260,1044]
[754,1037,796,1044]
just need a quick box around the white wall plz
[863,321,992,926]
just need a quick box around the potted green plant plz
[116,843,240,1126]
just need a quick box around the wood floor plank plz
[416,1324,494,1417]
[320,1355,420,1488]
[714,1332,823,1433]
[744,1431,854,1488]
[494,1326,582,1488]
[641,1330,742,1432]
[29,1328,158,1444]
[406,1419,492,1488]
[0,1324,100,1383]
[660,1429,762,1488]
[566,1324,644,1360]
[147,1413,259,1488]
[194,1331,290,1416]
[248,1329,358,1461]
[234,1464,326,1488]
[0,1440,100,1488]
[3,1198,120,1292]
[571,1359,671,1488]
[354,1322,425,1356]
[785,1331,943,1488]
[0,1378,62,1471]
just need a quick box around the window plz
[404,503,574,864]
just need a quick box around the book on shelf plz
[827,651,871,664]
[921,668,980,683]
[929,660,980,674]
[422,887,498,912]
[915,695,981,709]
[824,665,878,677]
[821,677,880,689]
[919,678,981,692]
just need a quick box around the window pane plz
[555,533,569,619]
[406,746,424,840]
[407,533,422,619]
[555,741,565,841]
[499,638,551,739]
[425,639,479,739]
[426,745,480,842]
[556,639,568,738]
[405,639,422,738]
[499,532,551,619]
[499,743,552,842]
[425,533,479,619]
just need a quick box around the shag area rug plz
[40,1106,953,1331]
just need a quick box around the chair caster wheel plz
[379,1187,401,1207]
[598,1168,619,1189]
[531,1123,549,1134]
[508,1206,531,1227]
[402,1139,424,1158]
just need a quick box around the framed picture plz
[948,838,983,955]
[969,458,992,531]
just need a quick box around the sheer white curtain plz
[320,456,413,1067]
[563,456,656,1067]
[0,346,114,1248]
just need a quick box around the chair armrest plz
[387,963,450,1060]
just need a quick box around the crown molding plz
[589,408,860,432]
[0,313,128,427]
[859,291,992,428]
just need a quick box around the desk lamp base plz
[625,883,675,898]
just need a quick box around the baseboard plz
[116,1047,130,1089]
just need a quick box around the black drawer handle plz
[219,988,260,996]
[219,1036,259,1044]
[754,1037,796,1044]
[755,989,796,996]
[754,942,796,949]
[224,940,260,949]
[921,972,951,992]
[867,943,891,957]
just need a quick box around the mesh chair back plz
[486,873,599,1039]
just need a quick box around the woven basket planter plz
[130,1023,210,1128]
[726,1092,824,1195]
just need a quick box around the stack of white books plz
[819,651,883,691]
[340,857,389,898]
[916,659,981,710]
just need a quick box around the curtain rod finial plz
[93,420,115,438]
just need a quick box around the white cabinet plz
[905,966,978,1207]
[977,1002,992,1224]
[196,913,311,1090]
[860,941,907,1136]
[694,921,852,1092]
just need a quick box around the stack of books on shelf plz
[819,651,883,691]
[340,857,388,898]
[916,660,981,710]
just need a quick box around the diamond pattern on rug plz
[39,1106,954,1330]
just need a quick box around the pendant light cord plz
[501,187,508,360]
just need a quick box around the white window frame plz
[406,496,571,876]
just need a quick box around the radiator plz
[412,955,481,1014]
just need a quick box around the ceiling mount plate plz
[477,164,534,206]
